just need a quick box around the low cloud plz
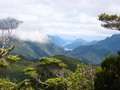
[17,30,49,43]
[16,21,50,43]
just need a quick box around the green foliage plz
[0,78,17,90]
[66,64,93,90]
[0,61,6,67]
[23,57,94,90]
[45,78,64,90]
[0,55,21,74]
[1,56,36,82]
[1,55,95,90]
[23,67,38,78]
[53,55,86,71]
[17,79,34,90]
[94,54,120,90]
[0,48,9,53]
[6,55,20,63]
[39,57,67,68]
[0,78,33,90]
[98,13,120,30]
[45,78,63,86]
[11,40,65,60]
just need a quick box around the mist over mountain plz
[7,34,120,65]
[0,17,23,30]
[10,39,66,60]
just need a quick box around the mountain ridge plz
[8,34,120,65]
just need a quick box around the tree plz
[94,54,120,90]
[98,13,120,30]
[0,18,29,90]
[23,57,68,89]
[65,64,94,90]
[94,13,120,89]
[0,17,22,71]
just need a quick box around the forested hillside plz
[10,39,66,59]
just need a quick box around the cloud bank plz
[0,0,120,41]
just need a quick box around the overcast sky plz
[0,0,120,42]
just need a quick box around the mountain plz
[87,40,99,45]
[70,34,120,64]
[48,35,71,46]
[11,39,66,60]
[8,34,120,65]
[71,45,115,64]
[95,34,120,51]
[0,17,23,30]
[48,35,98,49]
[63,39,89,49]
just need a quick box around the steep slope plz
[71,34,120,64]
[11,39,66,60]
[95,34,120,51]
[72,45,115,64]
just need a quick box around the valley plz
[10,34,120,65]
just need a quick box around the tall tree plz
[94,54,120,90]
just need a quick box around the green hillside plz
[10,39,66,60]
[72,45,115,64]
[53,55,87,71]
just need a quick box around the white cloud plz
[17,30,49,43]
[0,0,120,42]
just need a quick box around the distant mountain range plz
[48,35,71,46]
[48,35,98,49]
[48,34,120,64]
[8,34,120,65]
